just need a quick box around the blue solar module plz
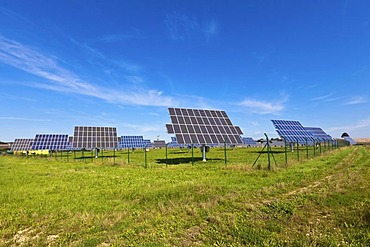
[271,120,315,144]
[343,136,357,145]
[167,137,186,148]
[11,138,33,151]
[119,136,151,148]
[242,137,257,146]
[31,134,69,150]
[166,107,243,145]
[66,136,73,150]
[304,127,333,142]
[73,126,118,149]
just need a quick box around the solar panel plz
[304,127,332,142]
[271,120,315,144]
[167,137,187,148]
[166,108,243,144]
[343,136,357,145]
[31,134,69,150]
[242,137,257,146]
[72,126,118,150]
[119,136,152,148]
[66,136,73,150]
[11,139,33,151]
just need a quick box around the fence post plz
[144,146,147,169]
[306,138,309,160]
[165,144,168,167]
[224,142,227,165]
[296,139,300,162]
[284,138,288,165]
[191,144,194,166]
[127,148,130,164]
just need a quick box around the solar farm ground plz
[1,146,369,246]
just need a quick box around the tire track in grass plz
[260,147,361,205]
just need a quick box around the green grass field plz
[1,146,369,246]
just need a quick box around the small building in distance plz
[153,140,166,149]
[0,141,11,151]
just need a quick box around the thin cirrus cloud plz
[164,12,218,41]
[329,116,370,133]
[0,116,50,122]
[0,35,175,107]
[238,96,287,115]
[311,92,346,103]
[344,96,368,105]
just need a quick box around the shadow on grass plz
[156,157,222,165]
[251,150,286,154]
[74,155,117,160]
[168,150,192,155]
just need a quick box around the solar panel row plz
[242,137,257,146]
[166,108,243,144]
[11,139,33,151]
[271,120,315,143]
[119,136,151,148]
[72,126,118,149]
[31,134,68,151]
[344,136,357,145]
[304,127,333,141]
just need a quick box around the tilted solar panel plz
[72,126,118,149]
[304,127,332,142]
[242,137,257,146]
[343,136,357,145]
[11,139,33,151]
[166,108,243,144]
[119,136,152,148]
[167,137,187,148]
[31,134,69,150]
[271,120,315,144]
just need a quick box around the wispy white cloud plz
[344,96,368,105]
[98,28,144,43]
[0,93,36,102]
[238,95,288,115]
[123,123,162,133]
[307,83,319,89]
[125,75,144,84]
[0,117,50,122]
[329,116,370,133]
[0,35,176,107]
[70,38,142,74]
[164,12,218,41]
[311,92,346,105]
[312,93,368,106]
[311,92,335,101]
[202,19,218,41]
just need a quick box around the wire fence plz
[9,138,351,170]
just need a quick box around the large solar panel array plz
[242,137,257,146]
[343,136,357,145]
[72,126,118,149]
[31,134,69,150]
[271,120,315,143]
[119,136,151,148]
[167,137,188,148]
[304,127,332,142]
[11,139,33,151]
[166,108,243,144]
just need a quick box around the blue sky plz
[1,0,370,142]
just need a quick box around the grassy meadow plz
[0,145,369,246]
